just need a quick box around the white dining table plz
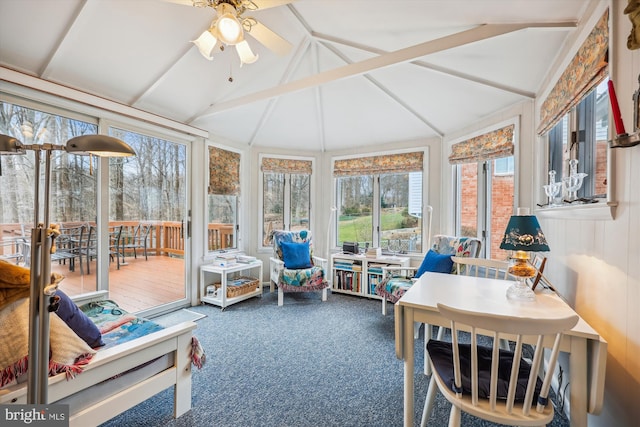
[394,271,607,427]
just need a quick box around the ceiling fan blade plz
[164,0,198,6]
[249,0,296,10]
[247,20,292,56]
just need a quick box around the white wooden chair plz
[421,303,578,427]
[424,257,511,375]
[451,256,510,279]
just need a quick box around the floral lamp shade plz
[499,215,550,253]
[499,214,549,301]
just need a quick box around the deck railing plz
[1,221,235,260]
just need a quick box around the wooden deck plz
[51,254,185,313]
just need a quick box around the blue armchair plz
[269,230,329,306]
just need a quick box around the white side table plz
[200,260,263,310]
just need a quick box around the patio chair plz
[420,303,578,427]
[375,235,482,315]
[123,223,152,260]
[269,229,329,306]
[109,225,124,269]
[0,238,28,265]
[51,224,85,273]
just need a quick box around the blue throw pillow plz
[415,250,454,278]
[280,241,313,269]
[55,290,105,348]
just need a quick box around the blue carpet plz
[99,289,570,426]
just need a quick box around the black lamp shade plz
[499,215,550,252]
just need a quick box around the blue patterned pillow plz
[415,250,453,278]
[280,241,313,269]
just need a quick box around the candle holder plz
[562,160,587,202]
[609,75,640,148]
[610,132,640,148]
[543,170,563,206]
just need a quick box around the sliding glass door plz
[0,100,99,294]
[107,127,189,314]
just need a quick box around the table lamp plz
[499,210,549,301]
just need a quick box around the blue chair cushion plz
[280,241,313,269]
[415,249,454,278]
[55,290,104,348]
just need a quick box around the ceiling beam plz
[311,31,543,99]
[194,21,576,119]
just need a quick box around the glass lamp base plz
[506,280,536,301]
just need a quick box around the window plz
[0,100,99,292]
[260,156,312,247]
[546,79,608,200]
[493,157,514,175]
[336,175,374,248]
[540,9,608,203]
[208,146,240,252]
[450,124,516,259]
[333,151,425,254]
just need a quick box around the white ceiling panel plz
[0,0,594,152]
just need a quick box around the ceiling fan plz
[168,0,294,65]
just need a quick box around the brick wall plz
[460,162,513,260]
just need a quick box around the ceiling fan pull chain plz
[228,61,234,83]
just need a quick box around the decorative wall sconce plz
[608,77,640,148]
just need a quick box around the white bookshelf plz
[331,253,410,298]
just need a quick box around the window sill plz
[535,200,617,220]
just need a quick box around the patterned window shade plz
[333,152,424,177]
[261,157,313,174]
[448,124,515,164]
[537,9,609,135]
[209,146,240,195]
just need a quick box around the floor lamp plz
[325,206,337,260]
[0,134,135,404]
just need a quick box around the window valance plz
[261,157,313,175]
[537,9,609,135]
[448,124,515,164]
[333,152,423,177]
[209,146,240,195]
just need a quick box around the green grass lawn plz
[338,211,406,243]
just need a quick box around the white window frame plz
[331,148,429,255]
[258,153,315,251]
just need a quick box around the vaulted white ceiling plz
[0,0,592,151]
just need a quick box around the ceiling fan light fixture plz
[215,3,243,45]
[235,40,258,66]
[192,29,218,60]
